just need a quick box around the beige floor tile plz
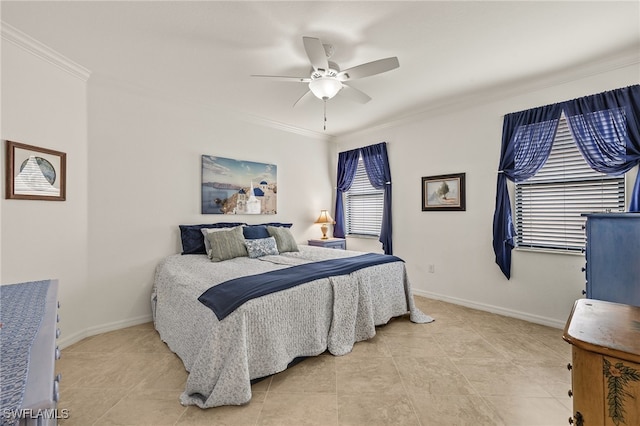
[347,334,392,358]
[433,332,505,359]
[383,333,445,358]
[394,357,477,395]
[69,352,170,389]
[58,387,125,426]
[269,355,336,394]
[484,396,571,426]
[336,356,404,395]
[94,388,187,425]
[176,392,266,425]
[511,358,572,399]
[258,392,337,426]
[409,393,506,426]
[452,358,553,397]
[338,393,419,426]
[478,331,566,362]
[56,352,120,388]
[134,353,188,392]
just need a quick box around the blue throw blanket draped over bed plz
[199,253,403,320]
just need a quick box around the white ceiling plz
[2,1,639,137]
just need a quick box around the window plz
[515,115,625,252]
[345,158,384,236]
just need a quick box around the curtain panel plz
[334,142,394,255]
[493,84,640,279]
[563,85,640,210]
[333,149,360,239]
[361,143,393,255]
[492,104,563,279]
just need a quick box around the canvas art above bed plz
[201,155,277,215]
[152,223,434,408]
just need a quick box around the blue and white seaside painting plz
[201,155,277,215]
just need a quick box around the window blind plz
[515,116,625,252]
[345,159,384,236]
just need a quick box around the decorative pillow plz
[259,222,293,228]
[200,228,230,257]
[267,226,299,253]
[245,237,279,258]
[179,222,245,255]
[204,226,248,262]
[243,225,270,240]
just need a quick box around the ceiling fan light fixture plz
[309,77,343,100]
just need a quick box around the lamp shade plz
[309,77,343,100]
[315,210,334,224]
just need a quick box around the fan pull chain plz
[323,99,327,131]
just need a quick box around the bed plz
[152,224,433,408]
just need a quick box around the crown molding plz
[1,21,91,81]
[341,46,640,139]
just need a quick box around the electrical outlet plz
[428,264,435,273]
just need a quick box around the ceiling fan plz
[252,36,399,113]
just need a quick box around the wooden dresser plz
[563,299,640,426]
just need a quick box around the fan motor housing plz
[311,61,340,80]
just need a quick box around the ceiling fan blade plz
[293,90,315,107]
[251,75,311,83]
[337,57,399,81]
[303,36,329,72]
[340,84,372,104]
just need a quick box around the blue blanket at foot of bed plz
[199,253,403,321]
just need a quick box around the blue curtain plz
[563,85,640,210]
[493,85,640,279]
[333,149,360,239]
[361,142,393,255]
[334,142,394,255]
[492,104,563,279]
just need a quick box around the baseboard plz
[57,314,153,349]
[412,289,566,330]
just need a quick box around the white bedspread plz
[152,245,432,408]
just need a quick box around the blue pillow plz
[179,222,245,254]
[243,225,270,240]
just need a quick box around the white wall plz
[1,31,90,342]
[83,77,334,344]
[335,64,640,328]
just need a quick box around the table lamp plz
[314,210,334,239]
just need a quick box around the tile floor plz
[56,296,574,425]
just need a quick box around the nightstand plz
[308,238,346,250]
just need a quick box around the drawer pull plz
[568,389,573,397]
[56,314,60,323]
[56,328,61,338]
[55,347,61,360]
[582,290,586,295]
[567,363,572,371]
[568,412,583,425]
[53,380,60,402]
[55,373,62,382]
